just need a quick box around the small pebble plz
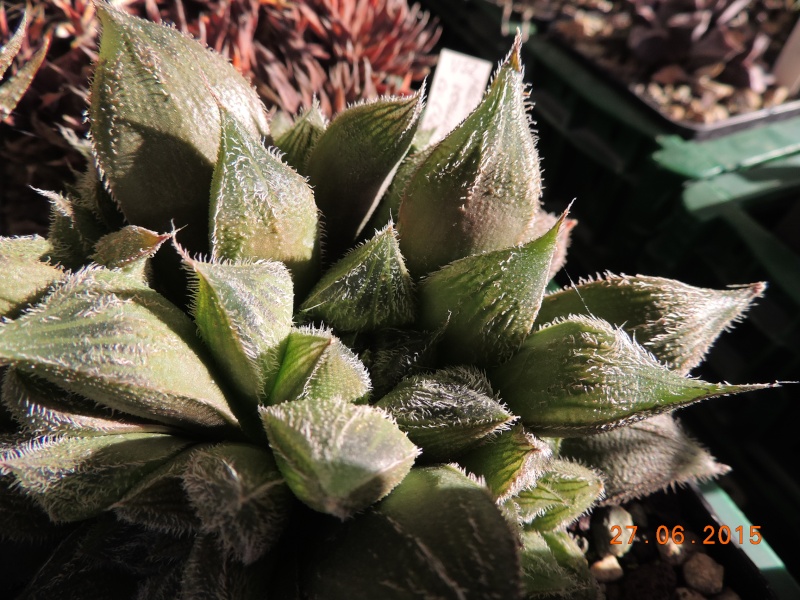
[591,554,624,583]
[763,86,790,108]
[657,538,687,566]
[683,553,724,595]
[674,84,693,103]
[674,587,705,600]
[593,506,635,558]
[657,528,700,565]
[666,104,687,121]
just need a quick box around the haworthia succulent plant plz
[0,12,775,597]
[459,423,553,502]
[304,465,525,599]
[509,459,604,532]
[521,530,601,599]
[306,91,424,261]
[266,326,371,406]
[91,226,173,279]
[0,268,241,434]
[2,369,172,437]
[112,445,202,535]
[182,443,293,564]
[300,223,415,332]
[0,432,191,521]
[182,252,293,405]
[273,102,327,176]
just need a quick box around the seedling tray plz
[545,33,800,142]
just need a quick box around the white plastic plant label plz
[420,49,494,145]
[774,20,800,96]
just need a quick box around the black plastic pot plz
[672,482,798,599]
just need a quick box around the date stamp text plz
[610,525,762,545]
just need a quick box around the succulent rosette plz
[0,4,770,598]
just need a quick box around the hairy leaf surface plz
[300,224,415,332]
[184,254,293,404]
[304,465,524,599]
[210,108,319,293]
[260,397,418,518]
[376,366,515,461]
[490,315,769,436]
[399,37,542,276]
[0,268,240,433]
[419,215,563,365]
[90,4,269,251]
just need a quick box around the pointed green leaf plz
[183,253,293,405]
[40,169,121,266]
[180,534,271,600]
[260,397,418,518]
[375,366,516,461]
[44,189,97,269]
[267,326,371,406]
[509,459,604,532]
[536,274,766,374]
[0,235,62,319]
[490,315,770,436]
[529,211,577,280]
[459,423,553,501]
[560,413,731,505]
[0,268,241,433]
[91,226,172,280]
[273,101,327,175]
[90,3,269,252]
[182,443,293,564]
[300,224,415,332]
[1,432,190,521]
[304,465,524,600]
[210,107,320,293]
[112,446,201,535]
[306,92,424,261]
[0,15,49,120]
[419,216,564,366]
[399,37,543,276]
[2,369,173,437]
[521,530,600,600]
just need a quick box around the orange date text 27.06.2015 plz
[610,525,763,545]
